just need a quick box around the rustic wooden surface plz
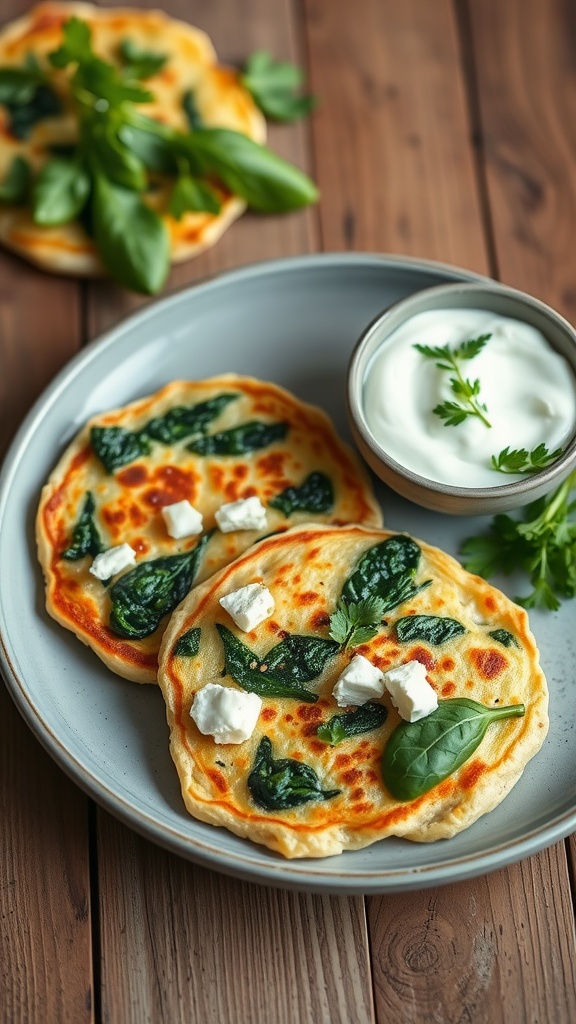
[1,1,575,1021]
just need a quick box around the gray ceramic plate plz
[0,254,574,894]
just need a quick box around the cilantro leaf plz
[491,443,564,475]
[414,333,492,428]
[329,597,386,650]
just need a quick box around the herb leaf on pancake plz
[488,629,520,649]
[61,492,103,561]
[144,393,238,444]
[109,532,212,639]
[187,420,289,456]
[329,596,386,650]
[395,615,466,645]
[90,425,152,473]
[173,627,201,657]
[0,156,31,204]
[382,698,526,801]
[342,535,432,612]
[216,625,338,702]
[317,702,387,746]
[269,471,333,516]
[248,737,340,810]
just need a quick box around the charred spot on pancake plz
[470,648,508,679]
[406,646,436,671]
[117,465,148,487]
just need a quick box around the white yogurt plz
[363,308,576,487]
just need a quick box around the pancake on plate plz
[0,2,265,276]
[158,524,548,859]
[36,376,382,683]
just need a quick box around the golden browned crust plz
[36,376,382,683]
[158,525,549,858]
[0,3,266,275]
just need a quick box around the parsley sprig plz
[414,333,492,428]
[491,443,564,475]
[328,597,386,650]
[461,469,576,609]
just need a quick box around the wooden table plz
[1,1,575,1021]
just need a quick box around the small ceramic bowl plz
[347,281,576,515]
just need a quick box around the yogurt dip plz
[363,308,576,487]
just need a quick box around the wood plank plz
[368,847,576,1023]
[466,0,576,320]
[98,813,374,1024]
[304,0,488,273]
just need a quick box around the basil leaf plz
[168,174,221,218]
[0,156,31,204]
[61,492,103,560]
[182,89,203,130]
[0,66,43,105]
[109,533,211,639]
[216,624,338,701]
[488,629,520,649]
[144,393,238,444]
[119,39,168,80]
[248,737,340,810]
[395,614,466,646]
[32,158,91,225]
[342,535,432,613]
[241,51,316,123]
[382,698,525,801]
[92,174,170,295]
[269,471,333,516]
[90,425,151,473]
[183,127,319,212]
[49,17,92,68]
[87,117,147,191]
[187,420,289,456]
[317,702,387,746]
[117,122,179,174]
[174,627,201,657]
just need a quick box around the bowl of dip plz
[347,281,576,514]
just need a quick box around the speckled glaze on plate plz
[0,254,574,894]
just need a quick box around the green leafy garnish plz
[487,629,520,649]
[414,333,492,428]
[317,702,387,746]
[395,614,466,645]
[461,469,576,610]
[382,698,525,800]
[173,627,201,657]
[0,156,31,204]
[248,737,340,811]
[241,51,316,122]
[90,425,152,473]
[0,17,318,294]
[217,625,338,702]
[61,492,103,561]
[109,533,211,639]
[341,535,432,613]
[328,597,386,650]
[187,420,289,456]
[491,443,564,475]
[269,471,333,516]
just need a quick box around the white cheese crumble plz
[190,683,262,744]
[89,543,136,580]
[161,500,203,539]
[332,654,385,707]
[219,583,275,632]
[382,660,438,722]
[215,496,268,533]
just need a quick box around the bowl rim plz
[347,280,576,500]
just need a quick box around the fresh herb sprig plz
[329,596,386,650]
[240,51,316,122]
[414,333,492,428]
[0,18,319,294]
[461,469,576,610]
[491,443,564,475]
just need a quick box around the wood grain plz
[97,812,374,1024]
[466,0,576,320]
[304,0,488,274]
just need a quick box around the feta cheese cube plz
[215,496,268,533]
[89,543,136,580]
[382,660,438,722]
[190,683,262,744]
[219,583,275,632]
[161,500,203,539]
[332,654,385,707]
